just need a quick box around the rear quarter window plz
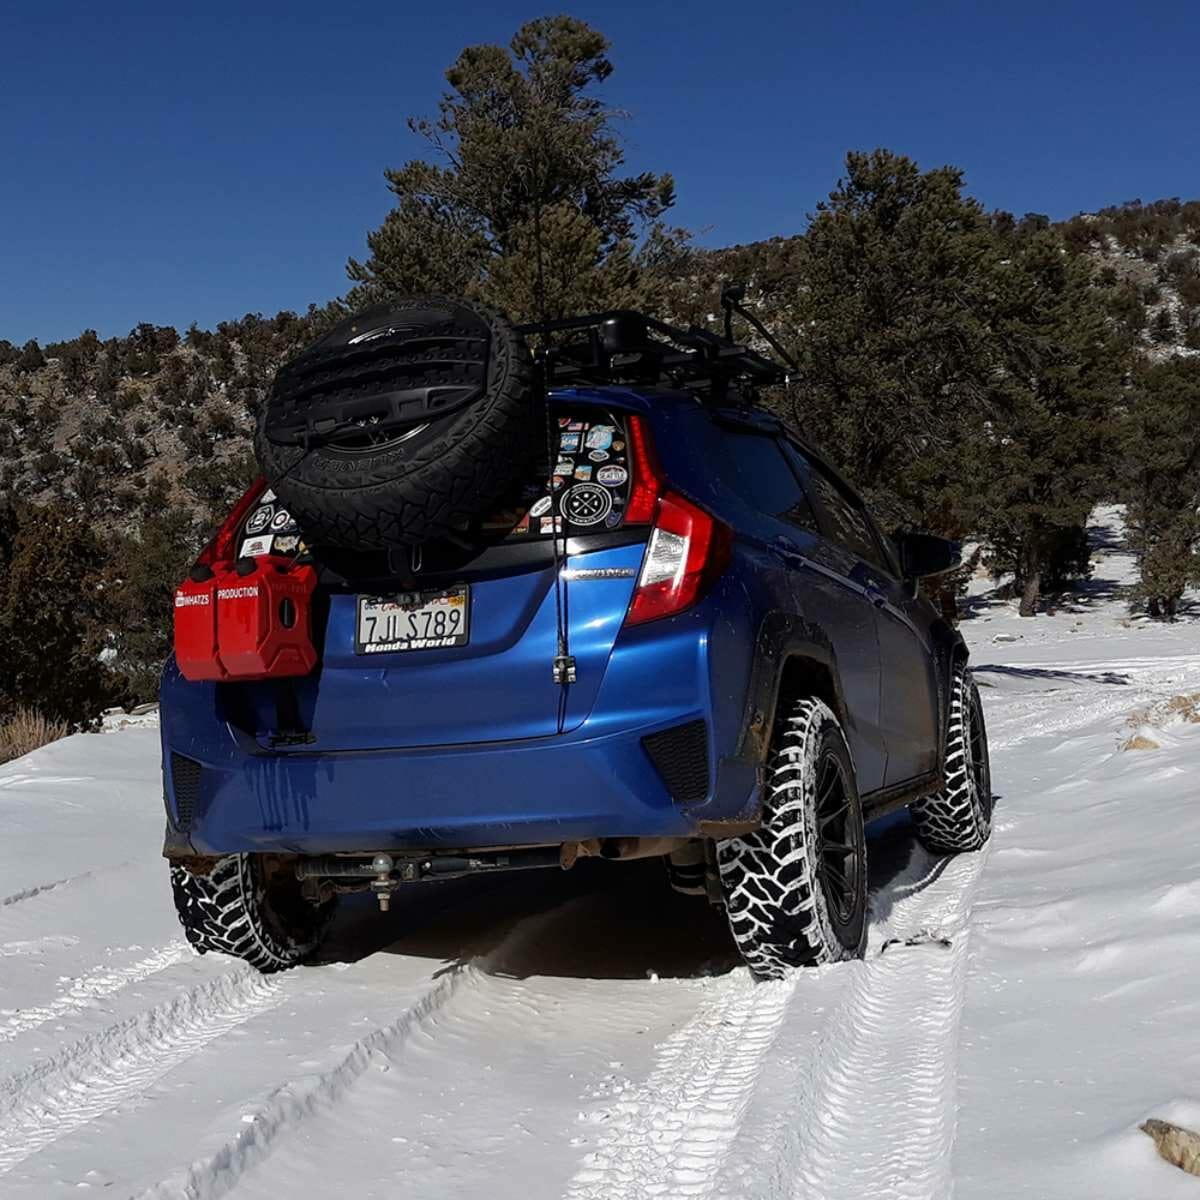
[718,433,820,531]
[803,464,892,573]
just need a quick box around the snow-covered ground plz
[3,508,1200,1199]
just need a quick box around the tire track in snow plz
[0,873,93,908]
[0,941,192,1044]
[132,965,469,1200]
[562,974,798,1199]
[562,847,986,1200]
[132,898,581,1200]
[0,861,137,909]
[774,852,984,1200]
[0,966,286,1173]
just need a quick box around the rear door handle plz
[865,585,887,609]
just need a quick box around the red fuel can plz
[215,558,318,680]
[173,572,226,681]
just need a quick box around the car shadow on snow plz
[314,859,742,980]
[312,817,926,982]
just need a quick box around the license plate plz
[355,586,470,654]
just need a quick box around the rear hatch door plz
[237,399,647,751]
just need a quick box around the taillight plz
[623,414,663,525]
[193,477,268,573]
[625,491,732,626]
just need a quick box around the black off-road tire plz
[718,698,868,980]
[170,854,335,973]
[910,663,993,854]
[256,296,540,550]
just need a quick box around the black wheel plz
[718,697,868,979]
[910,663,993,853]
[170,854,335,973]
[256,296,541,550]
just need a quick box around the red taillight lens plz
[194,476,268,570]
[623,414,663,525]
[625,491,732,627]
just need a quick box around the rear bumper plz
[159,593,761,854]
[163,712,757,855]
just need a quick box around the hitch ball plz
[371,854,395,912]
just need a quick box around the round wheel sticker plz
[246,505,273,535]
[561,482,613,527]
[270,508,293,531]
[597,465,628,487]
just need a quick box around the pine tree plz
[0,502,112,725]
[774,149,1006,535]
[346,16,679,323]
[15,339,44,373]
[1149,307,1177,345]
[1121,358,1200,617]
[104,503,202,703]
[977,227,1132,615]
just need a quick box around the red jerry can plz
[173,571,226,681]
[215,557,318,680]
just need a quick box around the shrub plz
[0,706,70,765]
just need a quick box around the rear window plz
[481,405,635,540]
[236,486,302,559]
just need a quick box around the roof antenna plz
[720,282,799,377]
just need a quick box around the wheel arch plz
[734,611,850,768]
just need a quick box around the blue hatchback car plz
[162,305,993,980]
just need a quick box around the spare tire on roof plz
[255,296,541,550]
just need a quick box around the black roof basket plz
[515,307,789,403]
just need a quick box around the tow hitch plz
[296,847,563,911]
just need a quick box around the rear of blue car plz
[162,301,988,980]
[160,389,761,860]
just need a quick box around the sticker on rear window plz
[245,505,273,535]
[562,483,613,527]
[239,535,273,557]
[597,465,627,487]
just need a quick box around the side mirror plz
[892,531,962,580]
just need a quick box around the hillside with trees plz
[1,14,1198,734]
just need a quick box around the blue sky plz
[2,0,1197,344]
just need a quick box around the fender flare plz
[731,610,851,767]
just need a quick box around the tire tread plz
[170,855,326,973]
[910,665,992,854]
[718,698,867,979]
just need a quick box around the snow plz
[3,506,1200,1197]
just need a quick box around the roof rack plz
[515,308,788,402]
